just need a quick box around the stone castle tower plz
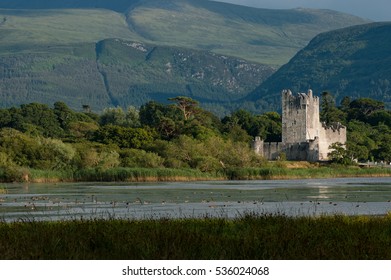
[253,89,346,161]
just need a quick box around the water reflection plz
[1,177,391,221]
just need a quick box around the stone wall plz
[318,122,347,160]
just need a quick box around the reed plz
[29,169,74,183]
[1,213,391,259]
[73,167,221,182]
[225,166,391,180]
[1,165,391,183]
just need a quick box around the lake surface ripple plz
[1,177,391,221]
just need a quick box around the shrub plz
[120,149,164,168]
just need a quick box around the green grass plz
[1,214,391,259]
[0,8,140,49]
[0,2,368,65]
[2,165,391,183]
[224,165,391,180]
[126,0,368,65]
[72,167,221,182]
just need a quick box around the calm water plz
[1,177,391,221]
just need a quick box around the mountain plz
[126,0,369,65]
[0,0,368,65]
[248,22,391,112]
[0,0,135,12]
[0,39,273,115]
[0,0,370,114]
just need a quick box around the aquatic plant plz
[1,214,391,259]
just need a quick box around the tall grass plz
[1,214,391,259]
[1,165,391,183]
[72,167,222,182]
[225,166,391,180]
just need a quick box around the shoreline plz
[2,165,391,184]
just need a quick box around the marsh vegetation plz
[1,214,391,259]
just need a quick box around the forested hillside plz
[248,22,391,112]
[0,0,370,113]
[0,39,273,115]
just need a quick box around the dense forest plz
[250,22,391,113]
[0,94,390,182]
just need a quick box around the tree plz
[328,142,353,165]
[20,103,63,137]
[339,96,351,112]
[139,101,182,139]
[348,98,385,121]
[94,125,155,149]
[99,107,127,126]
[125,106,141,127]
[168,96,199,120]
[320,92,345,125]
[54,101,77,130]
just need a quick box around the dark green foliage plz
[94,125,155,149]
[1,214,391,259]
[250,22,391,113]
[19,103,63,137]
[348,98,385,121]
[331,94,391,162]
[222,110,282,142]
[320,92,346,125]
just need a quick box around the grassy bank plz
[225,165,391,180]
[1,214,391,259]
[0,167,224,183]
[1,164,391,183]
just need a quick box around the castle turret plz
[282,89,320,144]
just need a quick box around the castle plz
[252,89,346,162]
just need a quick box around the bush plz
[120,149,164,168]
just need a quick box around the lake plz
[1,177,391,221]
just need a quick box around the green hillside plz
[248,22,391,112]
[0,0,136,12]
[0,8,140,50]
[0,39,273,115]
[0,0,370,113]
[0,43,111,109]
[0,0,368,65]
[126,0,368,65]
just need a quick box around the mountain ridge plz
[0,0,369,65]
[247,22,391,112]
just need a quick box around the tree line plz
[0,94,390,181]
[321,92,391,163]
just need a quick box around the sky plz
[214,0,391,21]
